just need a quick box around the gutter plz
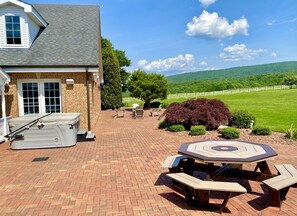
[98,6,104,84]
[85,68,95,140]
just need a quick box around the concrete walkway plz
[0,110,297,215]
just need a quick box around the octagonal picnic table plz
[178,140,278,181]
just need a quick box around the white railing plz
[123,85,293,102]
[0,116,11,143]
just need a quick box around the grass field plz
[123,89,297,132]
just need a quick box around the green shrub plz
[158,120,169,129]
[221,127,240,139]
[101,38,122,109]
[292,131,297,140]
[144,101,161,109]
[284,125,297,140]
[230,110,256,129]
[122,102,130,107]
[252,126,271,135]
[169,124,185,132]
[161,102,169,109]
[190,125,206,136]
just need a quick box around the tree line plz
[167,61,297,83]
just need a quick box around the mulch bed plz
[163,128,297,146]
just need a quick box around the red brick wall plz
[2,72,101,131]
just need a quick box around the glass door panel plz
[22,82,39,114]
[44,82,61,113]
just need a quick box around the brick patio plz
[0,110,297,215]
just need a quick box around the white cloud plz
[267,18,297,26]
[267,20,276,26]
[137,59,148,66]
[199,60,208,66]
[205,67,220,71]
[219,44,266,61]
[137,54,195,72]
[270,52,277,58]
[199,0,216,8]
[186,10,249,39]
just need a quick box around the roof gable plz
[0,4,100,67]
[0,0,47,27]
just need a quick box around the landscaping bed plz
[162,128,296,146]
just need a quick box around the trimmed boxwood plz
[161,102,169,109]
[158,120,169,129]
[221,127,240,139]
[252,126,271,136]
[169,124,185,132]
[230,110,256,129]
[190,125,206,136]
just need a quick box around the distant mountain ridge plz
[167,61,297,83]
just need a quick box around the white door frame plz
[17,79,62,116]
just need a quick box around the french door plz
[18,80,62,115]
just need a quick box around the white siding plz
[27,15,40,46]
[0,4,40,48]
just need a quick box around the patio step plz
[77,129,87,136]
[85,132,96,140]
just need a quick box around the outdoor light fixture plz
[93,73,99,84]
[66,79,74,85]
[99,78,104,91]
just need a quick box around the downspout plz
[85,68,95,140]
[86,68,91,132]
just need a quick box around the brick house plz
[0,0,103,140]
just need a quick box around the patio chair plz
[150,104,162,117]
[133,106,144,119]
[132,103,139,109]
[114,108,125,118]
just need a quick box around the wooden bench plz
[167,172,247,213]
[263,164,297,207]
[161,155,187,173]
[275,164,297,176]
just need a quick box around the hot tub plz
[8,113,80,150]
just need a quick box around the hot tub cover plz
[8,113,80,127]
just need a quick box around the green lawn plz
[123,89,297,132]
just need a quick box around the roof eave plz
[28,7,48,27]
[2,65,99,68]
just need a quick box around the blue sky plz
[28,0,297,76]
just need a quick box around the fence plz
[167,85,291,99]
[123,85,293,102]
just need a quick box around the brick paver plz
[0,110,297,215]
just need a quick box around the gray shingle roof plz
[0,4,99,67]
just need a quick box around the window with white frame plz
[18,80,62,115]
[5,16,21,45]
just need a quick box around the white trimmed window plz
[17,80,62,116]
[5,15,21,45]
